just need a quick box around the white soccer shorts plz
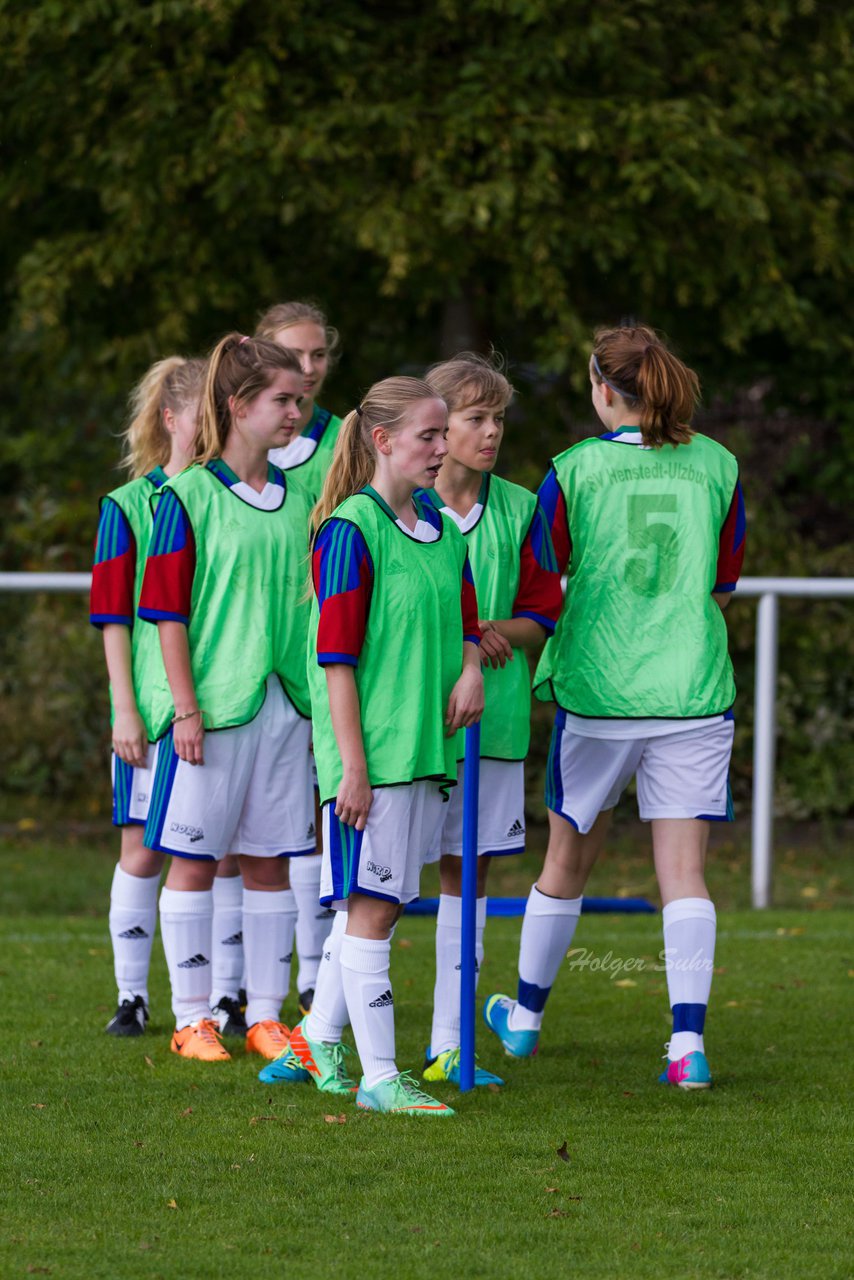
[425,758,526,860]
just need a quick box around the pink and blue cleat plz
[659,1050,712,1089]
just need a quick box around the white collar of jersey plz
[229,479,285,510]
[602,428,648,448]
[440,501,483,534]
[269,435,317,469]
[395,516,441,543]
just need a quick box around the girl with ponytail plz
[255,301,343,1018]
[484,326,747,1092]
[136,334,317,1064]
[90,356,204,1037]
[261,377,484,1117]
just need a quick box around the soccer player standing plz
[484,326,746,1089]
[264,377,484,1115]
[137,335,316,1062]
[91,356,204,1036]
[420,354,562,1086]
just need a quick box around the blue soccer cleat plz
[422,1046,505,1088]
[658,1049,712,1090]
[482,994,539,1059]
[258,1044,311,1085]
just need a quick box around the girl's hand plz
[173,710,205,766]
[478,621,514,670]
[445,665,485,735]
[112,709,149,770]
[335,767,373,831]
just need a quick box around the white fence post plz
[750,593,779,909]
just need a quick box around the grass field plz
[1,821,852,1280]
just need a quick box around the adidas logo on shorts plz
[177,953,209,969]
[366,859,393,883]
[506,818,524,839]
[118,926,149,940]
[279,952,293,964]
[222,932,243,946]
[369,989,394,1008]
[307,823,316,838]
[170,821,205,842]
[136,791,149,805]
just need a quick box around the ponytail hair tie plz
[238,335,251,345]
[355,404,364,418]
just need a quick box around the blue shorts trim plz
[143,729,181,852]
[112,757,145,827]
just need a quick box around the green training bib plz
[147,463,313,738]
[534,432,739,718]
[104,467,168,740]
[308,489,468,805]
[426,474,539,761]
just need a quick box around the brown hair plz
[312,377,445,529]
[591,325,699,448]
[196,333,302,464]
[425,350,514,413]
[122,356,206,477]
[255,300,340,368]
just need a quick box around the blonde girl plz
[137,335,316,1062]
[91,357,204,1035]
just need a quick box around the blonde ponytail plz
[196,332,302,464]
[122,356,205,477]
[311,376,443,531]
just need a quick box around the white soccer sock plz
[306,910,348,1042]
[662,897,716,1060]
[289,854,334,993]
[210,874,243,1007]
[509,885,583,1032]
[430,894,487,1056]
[340,933,397,1090]
[159,886,213,1029]
[242,888,297,1028]
[109,864,160,1005]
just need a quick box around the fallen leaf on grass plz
[622,1091,636,1098]
[166,1199,178,1210]
[138,1242,152,1252]
[144,1056,155,1068]
[487,1082,501,1093]
[133,1141,145,1148]
[249,1115,279,1126]
[546,1208,568,1218]
[30,1103,45,1110]
[545,1186,560,1193]
[614,979,637,988]
[26,1266,50,1275]
[556,1142,570,1163]
[397,938,413,949]
[29,1040,43,1049]
[409,1226,423,1233]
[725,1000,741,1007]
[568,1196,582,1202]
[323,1113,347,1124]
[179,1107,193,1118]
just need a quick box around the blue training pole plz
[459,722,481,1093]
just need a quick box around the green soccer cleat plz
[287,1017,358,1095]
[423,1047,505,1088]
[356,1071,455,1116]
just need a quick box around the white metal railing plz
[2,572,852,908]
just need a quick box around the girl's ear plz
[162,407,176,434]
[227,393,240,420]
[371,424,392,456]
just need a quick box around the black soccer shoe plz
[210,995,249,1038]
[298,988,315,1017]
[105,995,149,1037]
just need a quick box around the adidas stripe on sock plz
[509,885,583,1032]
[159,886,213,1029]
[340,933,397,1090]
[109,864,160,1005]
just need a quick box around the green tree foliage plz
[0,0,852,816]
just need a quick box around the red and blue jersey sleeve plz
[137,489,196,625]
[313,519,374,666]
[537,467,571,574]
[461,554,481,645]
[714,479,746,593]
[512,501,563,634]
[90,498,136,628]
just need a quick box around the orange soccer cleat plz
[245,1019,291,1060]
[171,1018,232,1062]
